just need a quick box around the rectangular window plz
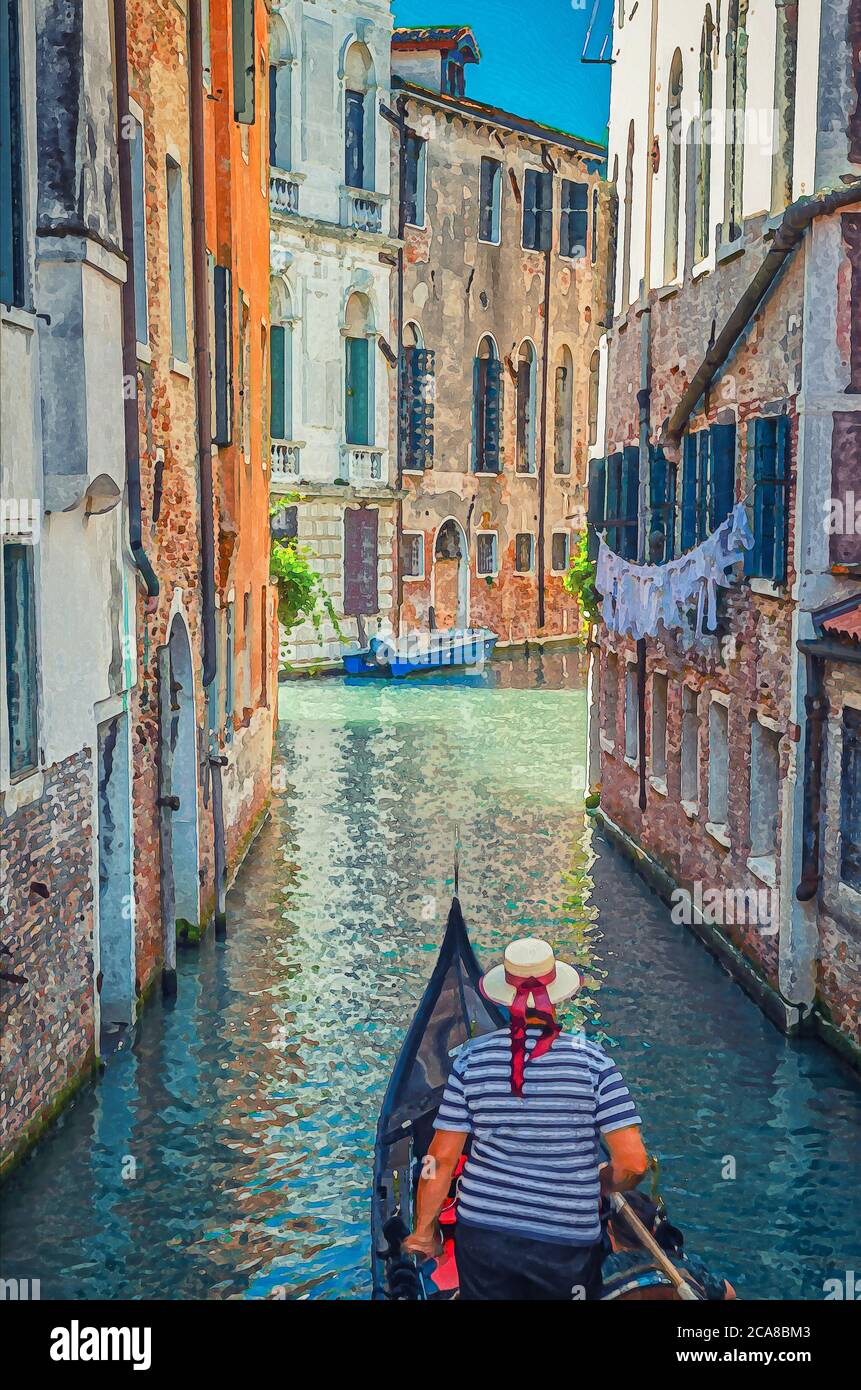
[750,721,781,862]
[476,532,498,577]
[345,90,365,190]
[681,423,736,551]
[129,114,148,346]
[473,355,504,473]
[166,159,188,364]
[841,706,861,891]
[649,446,676,563]
[591,186,599,265]
[401,532,424,579]
[345,336,370,446]
[514,533,535,573]
[344,507,379,617]
[554,364,572,475]
[0,0,24,308]
[3,541,38,778]
[551,532,570,573]
[271,504,298,543]
[681,686,700,804]
[213,265,233,445]
[402,346,435,471]
[606,448,639,560]
[237,288,250,456]
[232,0,255,124]
[270,62,292,171]
[625,663,639,761]
[523,169,553,252]
[746,416,790,583]
[479,157,502,244]
[604,652,618,746]
[587,456,607,561]
[270,323,291,441]
[561,179,589,259]
[651,673,668,782]
[708,700,730,829]
[404,133,427,228]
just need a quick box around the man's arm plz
[402,1129,468,1258]
[599,1124,648,1193]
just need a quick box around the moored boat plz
[370,897,506,1300]
[344,628,498,679]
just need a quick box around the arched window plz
[621,121,635,311]
[344,42,375,192]
[270,278,294,443]
[554,345,574,476]
[663,50,684,284]
[515,341,537,474]
[724,0,749,243]
[588,349,600,448]
[269,16,294,171]
[695,10,714,262]
[344,291,374,447]
[473,336,503,474]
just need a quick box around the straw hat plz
[480,938,582,1008]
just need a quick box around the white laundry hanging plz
[596,503,755,642]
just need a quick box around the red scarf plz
[502,968,561,1097]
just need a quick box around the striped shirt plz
[434,1027,642,1246]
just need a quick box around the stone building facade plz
[390,28,609,646]
[1,0,277,1173]
[589,0,861,1065]
[267,0,400,666]
[1,0,136,1171]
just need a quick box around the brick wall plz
[0,752,96,1166]
[819,662,861,1048]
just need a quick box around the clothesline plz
[596,503,755,643]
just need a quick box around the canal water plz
[1,651,860,1300]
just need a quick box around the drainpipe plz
[188,0,226,937]
[635,0,661,813]
[113,0,158,601]
[538,144,556,633]
[667,181,861,442]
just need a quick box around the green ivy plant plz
[563,532,601,628]
[269,497,345,644]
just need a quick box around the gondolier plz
[402,937,648,1300]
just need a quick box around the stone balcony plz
[340,444,387,485]
[340,187,387,234]
[269,171,300,218]
[270,440,302,480]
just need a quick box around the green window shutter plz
[270,325,286,439]
[697,431,710,542]
[681,435,699,551]
[3,542,38,777]
[709,422,737,530]
[587,456,607,562]
[232,0,255,125]
[345,336,370,446]
[622,446,640,560]
[773,415,790,583]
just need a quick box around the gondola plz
[371,896,506,1300]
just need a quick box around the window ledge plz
[716,239,746,266]
[600,734,616,756]
[706,821,732,849]
[649,775,668,797]
[0,303,37,332]
[2,768,44,813]
[402,468,426,477]
[515,471,538,480]
[170,356,192,380]
[749,576,783,599]
[691,255,714,282]
[623,753,639,770]
[681,799,699,819]
[136,341,152,365]
[402,573,425,583]
[474,470,502,478]
[655,281,680,301]
[748,855,777,888]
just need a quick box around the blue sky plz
[392,0,613,146]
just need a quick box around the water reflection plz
[0,649,858,1300]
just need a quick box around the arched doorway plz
[158,614,200,989]
[433,519,469,631]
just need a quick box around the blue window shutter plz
[709,422,736,529]
[0,0,24,307]
[606,452,623,552]
[270,325,286,440]
[484,357,504,472]
[649,445,675,562]
[213,266,233,445]
[774,415,790,583]
[588,456,607,561]
[268,65,277,166]
[697,431,710,542]
[622,445,640,560]
[681,435,698,551]
[480,158,501,241]
[472,356,482,469]
[411,347,435,470]
[129,117,148,345]
[523,170,538,249]
[345,91,365,189]
[745,419,762,576]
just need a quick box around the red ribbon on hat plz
[504,967,561,1097]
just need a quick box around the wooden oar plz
[610,1193,703,1301]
